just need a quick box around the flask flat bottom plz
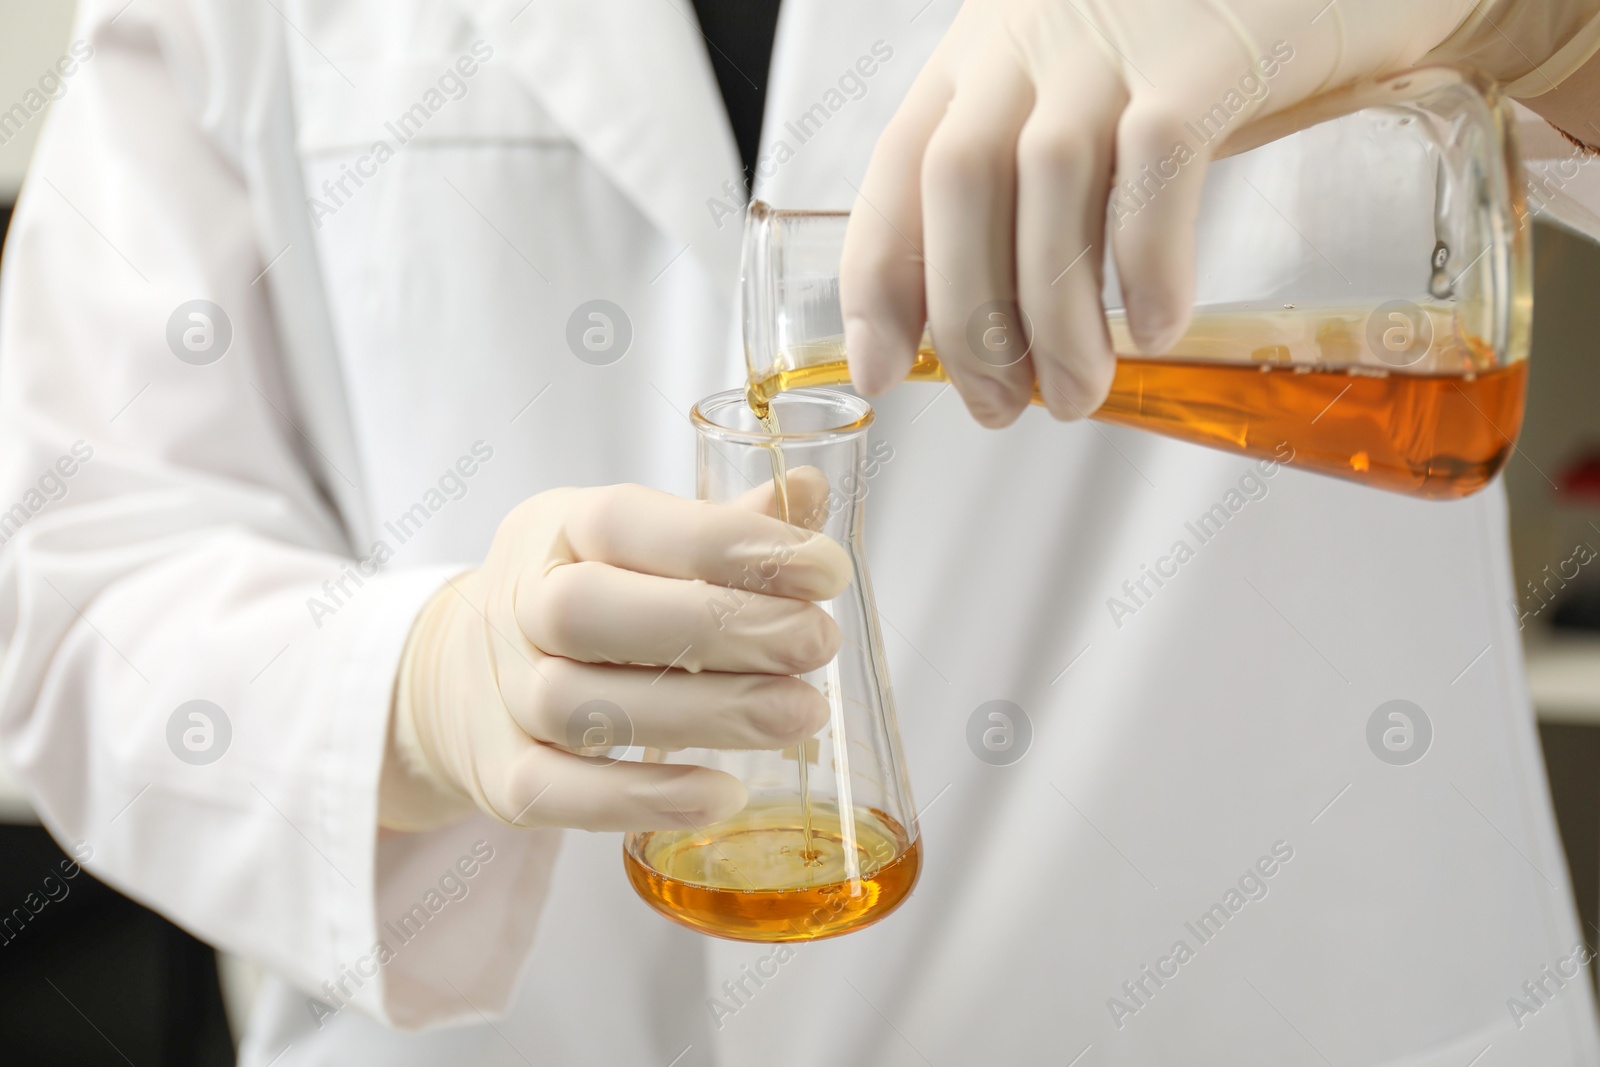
[625,800,920,942]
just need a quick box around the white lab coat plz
[2,0,1597,1064]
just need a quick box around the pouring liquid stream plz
[752,404,822,873]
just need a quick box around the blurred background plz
[2,0,1599,1062]
[1507,222,1600,982]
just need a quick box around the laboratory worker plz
[6,0,1600,1063]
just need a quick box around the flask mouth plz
[691,387,873,444]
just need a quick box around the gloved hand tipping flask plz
[743,67,1531,499]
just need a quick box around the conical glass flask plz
[623,387,919,942]
[743,66,1530,500]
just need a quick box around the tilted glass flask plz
[743,67,1531,500]
[624,388,919,942]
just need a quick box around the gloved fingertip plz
[962,377,1031,428]
[845,317,911,397]
[1042,349,1117,422]
[699,778,748,823]
[656,769,747,825]
[791,533,854,599]
[1126,287,1193,356]
[1129,314,1187,356]
[779,466,833,531]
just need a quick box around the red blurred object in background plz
[1557,450,1600,500]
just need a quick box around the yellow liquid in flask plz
[624,800,921,941]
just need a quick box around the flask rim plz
[691,387,873,443]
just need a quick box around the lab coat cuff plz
[306,564,459,1016]
[315,564,562,1030]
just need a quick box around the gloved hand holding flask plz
[379,482,851,834]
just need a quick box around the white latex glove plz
[379,479,850,833]
[839,0,1517,427]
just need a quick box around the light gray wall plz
[0,0,79,200]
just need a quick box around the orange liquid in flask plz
[748,308,1525,500]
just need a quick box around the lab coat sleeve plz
[0,0,557,1031]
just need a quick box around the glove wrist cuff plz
[380,575,479,832]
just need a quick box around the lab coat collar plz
[455,0,746,294]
